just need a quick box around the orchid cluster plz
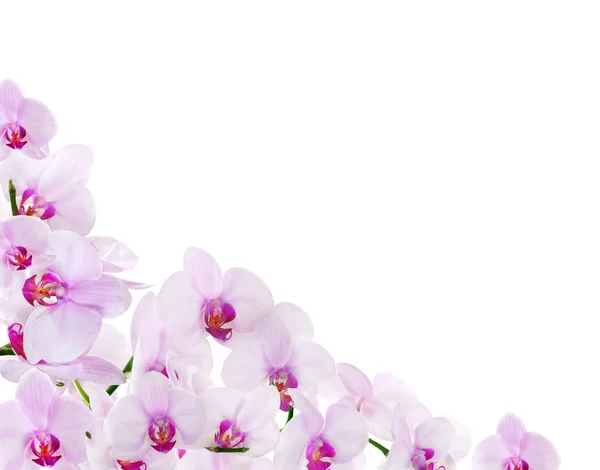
[0,79,561,470]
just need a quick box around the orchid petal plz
[472,435,511,470]
[183,247,223,298]
[76,356,126,385]
[87,235,139,273]
[167,387,206,444]
[15,368,57,429]
[48,231,102,284]
[414,417,456,462]
[496,413,526,456]
[274,302,314,342]
[47,398,91,463]
[69,274,132,318]
[288,341,335,388]
[259,313,292,369]
[2,216,51,255]
[337,363,372,398]
[274,418,311,470]
[17,98,57,146]
[38,145,92,201]
[0,80,23,122]
[245,419,280,457]
[104,395,151,459]
[520,432,561,470]
[222,340,269,391]
[138,371,173,417]
[322,404,368,463]
[237,386,280,432]
[48,187,96,235]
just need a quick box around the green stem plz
[106,356,134,396]
[0,346,15,356]
[205,447,249,453]
[73,380,91,409]
[369,438,389,457]
[285,406,294,425]
[8,180,19,216]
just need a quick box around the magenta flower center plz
[305,438,336,470]
[30,431,62,467]
[116,460,148,470]
[202,298,236,341]
[3,123,27,150]
[505,457,529,470]
[19,188,56,220]
[7,246,32,270]
[215,419,246,448]
[8,323,27,359]
[269,368,299,411]
[148,418,177,453]
[146,360,170,378]
[22,273,67,307]
[412,448,437,470]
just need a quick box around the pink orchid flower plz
[0,368,91,468]
[85,383,180,470]
[472,414,560,470]
[22,230,132,364]
[333,363,416,441]
[129,292,212,395]
[222,303,334,412]
[103,371,206,460]
[0,79,57,161]
[0,144,96,235]
[178,449,274,470]
[384,401,463,470]
[274,390,368,470]
[0,215,52,288]
[157,247,273,347]
[198,386,280,458]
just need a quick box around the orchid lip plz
[306,438,336,470]
[202,298,236,341]
[7,246,32,271]
[116,460,148,470]
[30,431,62,467]
[215,419,246,448]
[3,123,27,150]
[8,323,27,359]
[19,188,56,220]
[148,417,177,453]
[269,368,299,411]
[22,273,67,307]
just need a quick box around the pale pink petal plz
[36,362,84,383]
[0,400,30,469]
[19,142,50,160]
[496,413,527,456]
[48,231,102,284]
[221,267,273,333]
[120,279,153,290]
[361,398,394,441]
[157,271,203,335]
[86,323,131,369]
[17,97,57,146]
[24,302,102,364]
[288,390,324,436]
[15,368,57,429]
[69,274,132,318]
[446,417,472,463]
[245,420,280,457]
[393,400,432,436]
[322,404,369,463]
[221,340,269,391]
[76,356,126,385]
[138,371,173,417]
[167,387,206,444]
[38,145,92,201]
[0,150,49,198]
[0,256,14,288]
[259,313,292,369]
[274,418,311,469]
[104,395,151,458]
[274,302,314,342]
[237,386,280,432]
[48,187,96,235]
[183,247,223,298]
[414,418,456,462]
[472,435,511,470]
[288,341,335,388]
[520,432,560,470]
[200,388,244,432]
[87,236,138,273]
[0,80,23,122]
[47,398,91,463]
[372,372,416,410]
[384,440,412,470]
[0,358,35,382]
[131,291,162,359]
[3,216,50,254]
[0,145,10,162]
[337,363,372,398]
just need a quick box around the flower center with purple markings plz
[505,457,529,470]
[269,369,298,411]
[202,298,236,341]
[215,419,245,448]
[8,323,27,359]
[116,460,148,470]
[148,418,177,453]
[146,361,169,378]
[306,438,336,470]
[30,431,62,467]
[19,189,56,220]
[412,448,446,470]
[7,246,32,270]
[3,123,27,149]
[22,273,67,307]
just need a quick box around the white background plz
[1,1,599,468]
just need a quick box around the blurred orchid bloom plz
[129,292,213,395]
[198,386,280,458]
[222,303,334,411]
[0,144,96,235]
[0,79,57,161]
[332,363,416,441]
[0,215,52,288]
[157,247,273,347]
[274,390,368,470]
[22,230,132,363]
[104,371,206,460]
[472,414,560,470]
[85,383,180,470]
[178,450,274,470]
[0,368,91,468]
[384,400,469,470]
